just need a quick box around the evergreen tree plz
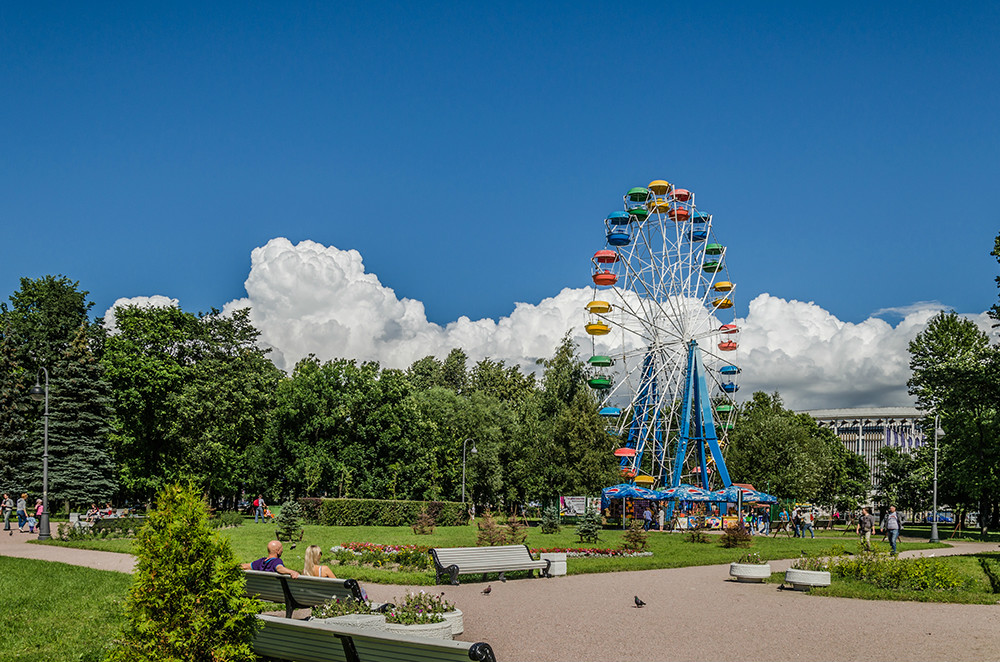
[29,327,117,509]
[107,483,261,662]
[0,329,32,493]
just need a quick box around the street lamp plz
[28,367,51,541]
[929,414,944,543]
[461,438,477,504]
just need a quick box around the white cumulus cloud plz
[107,236,989,412]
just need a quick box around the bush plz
[275,499,304,542]
[105,483,261,662]
[305,498,468,526]
[209,511,244,529]
[829,548,967,591]
[575,509,602,544]
[719,523,753,548]
[411,507,436,535]
[621,520,648,552]
[684,529,710,544]
[504,512,528,545]
[539,505,561,534]
[476,510,508,546]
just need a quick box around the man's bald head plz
[267,540,283,557]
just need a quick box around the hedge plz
[297,498,469,527]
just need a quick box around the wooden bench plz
[430,544,551,585]
[254,614,497,662]
[244,570,367,618]
[770,520,793,537]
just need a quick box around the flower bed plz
[331,543,431,569]
[531,547,652,559]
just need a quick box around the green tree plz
[29,328,118,509]
[726,392,852,503]
[908,311,1000,535]
[1,275,92,368]
[875,446,927,514]
[107,483,261,661]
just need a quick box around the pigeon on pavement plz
[481,585,492,596]
[634,595,646,608]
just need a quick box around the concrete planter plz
[540,552,567,576]
[784,568,831,590]
[729,562,772,583]
[384,619,453,639]
[442,609,463,636]
[317,613,387,631]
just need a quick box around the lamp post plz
[28,368,51,541]
[929,414,943,543]
[461,438,477,504]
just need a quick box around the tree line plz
[0,276,620,511]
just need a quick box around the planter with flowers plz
[729,552,771,583]
[784,556,831,590]
[383,591,456,639]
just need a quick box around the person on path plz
[241,540,300,578]
[792,509,802,537]
[882,505,904,555]
[642,506,652,531]
[2,494,13,533]
[856,507,875,549]
[802,509,816,538]
[16,493,27,531]
[657,505,666,531]
[254,495,265,524]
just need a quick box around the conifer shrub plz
[105,483,261,662]
[411,507,436,535]
[476,510,507,546]
[275,498,304,542]
[720,523,753,548]
[504,511,529,545]
[539,505,561,534]
[621,520,649,551]
[575,508,602,544]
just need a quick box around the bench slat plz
[254,614,497,662]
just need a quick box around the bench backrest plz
[244,570,289,604]
[254,614,497,662]
[433,544,534,567]
[286,575,364,606]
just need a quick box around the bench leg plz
[335,635,361,662]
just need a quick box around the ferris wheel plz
[585,179,741,493]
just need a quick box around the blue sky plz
[3,2,999,332]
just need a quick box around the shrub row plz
[297,498,469,527]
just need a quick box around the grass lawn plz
[35,520,947,586]
[0,557,130,662]
[769,552,1000,605]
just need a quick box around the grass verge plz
[0,556,131,662]
[34,521,947,586]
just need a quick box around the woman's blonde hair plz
[303,545,323,577]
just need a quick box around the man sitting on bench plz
[241,540,299,578]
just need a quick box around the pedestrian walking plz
[642,506,652,531]
[792,509,802,537]
[2,493,13,533]
[254,495,265,523]
[856,507,874,549]
[16,493,27,531]
[801,509,815,539]
[881,505,904,555]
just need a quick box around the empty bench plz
[254,614,497,662]
[244,570,367,618]
[431,544,551,585]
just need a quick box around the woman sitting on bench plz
[301,544,337,578]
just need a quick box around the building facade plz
[801,407,926,490]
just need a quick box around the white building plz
[800,407,926,489]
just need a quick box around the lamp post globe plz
[29,369,51,541]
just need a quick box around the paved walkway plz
[2,530,997,661]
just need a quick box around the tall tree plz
[908,311,1000,536]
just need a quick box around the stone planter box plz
[729,562,772,582]
[384,619,453,640]
[784,568,831,590]
[442,609,463,636]
[316,613,386,631]
[540,552,567,576]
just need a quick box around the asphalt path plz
[2,529,997,661]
